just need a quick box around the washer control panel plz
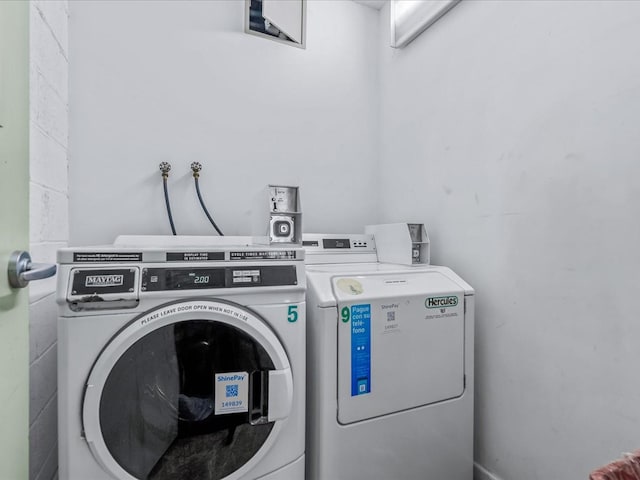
[141,265,296,291]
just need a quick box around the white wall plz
[68,0,379,245]
[378,1,640,479]
[29,1,69,479]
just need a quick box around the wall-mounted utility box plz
[252,185,302,245]
[365,223,430,266]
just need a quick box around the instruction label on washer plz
[214,372,249,415]
[73,252,142,263]
[351,304,371,396]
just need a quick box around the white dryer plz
[57,236,305,480]
[303,234,474,480]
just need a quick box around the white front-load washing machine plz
[57,236,305,480]
[303,234,474,480]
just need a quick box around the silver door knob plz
[7,251,57,289]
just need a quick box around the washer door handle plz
[267,367,293,422]
[248,368,293,425]
[8,250,57,288]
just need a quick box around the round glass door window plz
[96,319,277,480]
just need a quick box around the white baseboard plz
[474,463,503,480]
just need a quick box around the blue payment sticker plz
[350,304,371,396]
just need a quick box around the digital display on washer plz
[143,268,225,291]
[167,269,225,289]
[322,239,351,249]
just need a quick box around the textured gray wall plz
[378,1,640,479]
[29,1,69,479]
[68,0,380,245]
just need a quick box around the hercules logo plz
[425,296,458,309]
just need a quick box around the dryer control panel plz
[303,234,377,265]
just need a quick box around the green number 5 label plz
[287,305,299,323]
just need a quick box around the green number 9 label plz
[341,306,350,323]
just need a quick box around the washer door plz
[83,299,294,480]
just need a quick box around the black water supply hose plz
[191,162,224,236]
[159,162,177,235]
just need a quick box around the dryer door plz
[82,299,293,480]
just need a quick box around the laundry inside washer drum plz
[98,320,276,480]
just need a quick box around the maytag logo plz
[85,275,124,287]
[425,296,458,309]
